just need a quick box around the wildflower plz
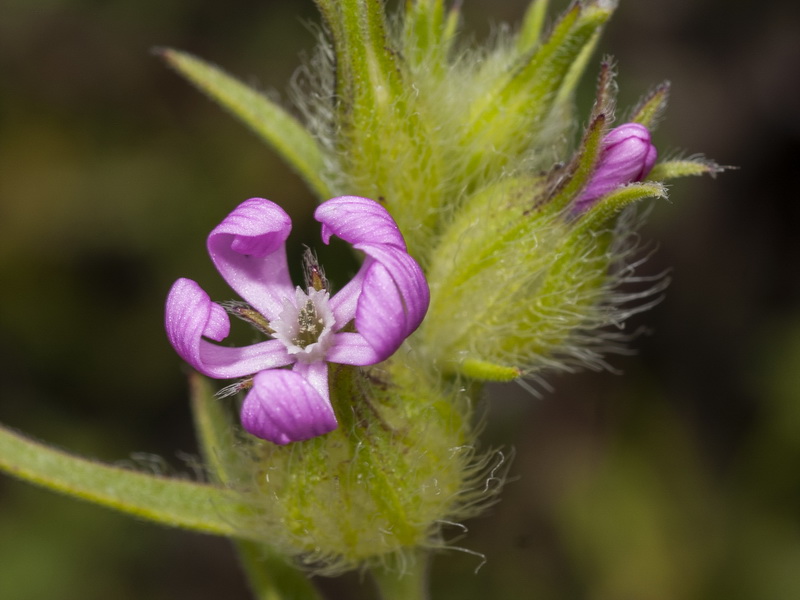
[165,196,429,445]
[573,122,658,212]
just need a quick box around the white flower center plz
[271,287,336,363]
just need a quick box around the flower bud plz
[572,123,657,212]
[420,118,665,382]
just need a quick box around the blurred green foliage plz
[1,0,799,598]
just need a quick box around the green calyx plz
[223,357,494,573]
[417,52,718,382]
[421,173,622,381]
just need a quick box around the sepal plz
[402,0,452,75]
[647,157,726,181]
[630,81,670,128]
[462,1,613,180]
[516,0,551,53]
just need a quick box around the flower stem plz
[370,551,430,600]
[235,540,322,600]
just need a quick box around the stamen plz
[221,301,274,336]
[271,287,336,362]
[302,246,329,292]
[294,299,326,348]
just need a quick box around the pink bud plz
[573,123,657,212]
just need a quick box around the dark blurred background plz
[1,1,798,599]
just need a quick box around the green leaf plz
[313,0,443,263]
[403,0,447,71]
[159,48,331,200]
[517,0,551,54]
[468,3,610,127]
[460,358,522,382]
[647,158,725,181]
[545,112,608,214]
[0,420,257,539]
[577,181,668,230]
[590,58,617,120]
[189,374,322,600]
[314,0,405,119]
[442,1,461,50]
[630,81,670,129]
[553,26,602,108]
[463,2,612,178]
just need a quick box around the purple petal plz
[165,278,292,378]
[318,196,422,328]
[357,260,415,361]
[357,243,429,333]
[315,195,429,363]
[330,244,429,364]
[292,360,329,399]
[207,198,295,320]
[325,332,382,365]
[240,366,337,444]
[315,196,407,250]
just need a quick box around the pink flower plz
[573,123,658,212]
[165,196,429,444]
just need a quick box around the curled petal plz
[319,196,425,329]
[358,244,429,334]
[207,198,295,320]
[240,367,337,444]
[331,243,429,364]
[165,278,292,378]
[315,196,407,250]
[357,261,416,361]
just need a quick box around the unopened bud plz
[573,123,657,212]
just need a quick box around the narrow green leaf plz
[647,158,725,181]
[463,2,612,178]
[314,0,444,262]
[553,27,602,107]
[630,81,670,128]
[316,0,405,117]
[544,112,608,214]
[469,4,610,125]
[442,1,460,48]
[577,181,668,230]
[460,358,521,382]
[0,421,257,539]
[403,0,447,73]
[467,4,579,127]
[589,58,617,121]
[516,0,550,54]
[159,48,331,200]
[189,375,322,600]
[402,0,458,65]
